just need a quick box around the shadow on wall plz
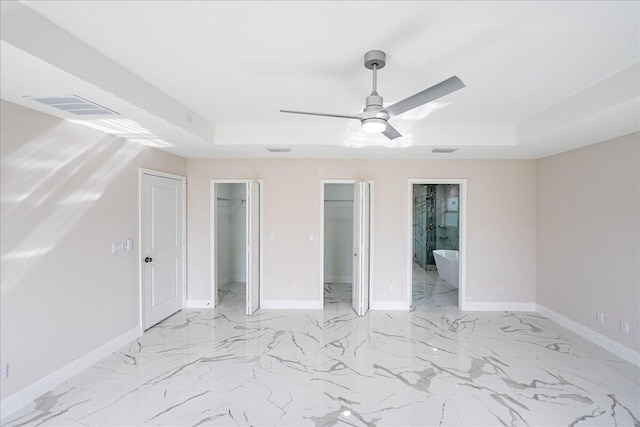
[0,123,143,295]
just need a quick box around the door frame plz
[209,179,264,309]
[406,179,467,310]
[320,180,375,308]
[139,168,187,334]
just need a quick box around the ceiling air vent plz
[266,147,292,153]
[24,95,119,116]
[432,148,457,153]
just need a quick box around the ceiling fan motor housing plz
[364,50,386,70]
[365,93,383,109]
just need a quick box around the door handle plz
[144,257,153,263]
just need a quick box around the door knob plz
[144,257,153,263]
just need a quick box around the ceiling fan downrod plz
[364,50,386,111]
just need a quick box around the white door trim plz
[210,179,264,310]
[139,168,186,335]
[320,180,374,308]
[406,179,467,311]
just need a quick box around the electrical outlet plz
[498,286,505,294]
[597,312,604,324]
[620,321,629,334]
[390,284,396,292]
[292,283,297,291]
[309,233,314,241]
[269,233,275,241]
[0,363,8,380]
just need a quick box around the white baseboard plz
[186,299,214,308]
[536,304,640,367]
[231,275,245,283]
[324,276,352,284]
[461,301,536,312]
[261,299,322,310]
[370,301,408,311]
[218,275,231,287]
[0,326,140,420]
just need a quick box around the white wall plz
[324,184,353,283]
[537,132,639,353]
[0,101,186,399]
[186,158,537,308]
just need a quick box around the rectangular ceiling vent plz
[266,147,292,153]
[24,95,119,116]
[432,148,458,153]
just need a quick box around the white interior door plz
[352,181,370,316]
[246,181,261,315]
[212,184,219,307]
[142,173,184,329]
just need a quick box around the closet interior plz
[215,183,246,307]
[323,183,354,305]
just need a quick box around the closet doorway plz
[210,180,262,315]
[321,181,372,316]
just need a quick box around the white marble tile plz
[2,279,638,427]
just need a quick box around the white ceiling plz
[1,1,638,159]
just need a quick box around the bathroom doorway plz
[211,180,261,315]
[407,179,466,310]
[321,181,372,315]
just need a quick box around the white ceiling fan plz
[280,50,465,140]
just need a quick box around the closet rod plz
[217,197,246,202]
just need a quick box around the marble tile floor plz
[411,264,459,309]
[324,264,458,311]
[217,282,246,310]
[324,282,352,307]
[3,281,639,426]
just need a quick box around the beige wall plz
[537,132,640,352]
[186,158,537,307]
[3,96,636,405]
[0,101,186,399]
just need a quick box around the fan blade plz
[384,76,465,118]
[280,110,361,120]
[382,123,402,140]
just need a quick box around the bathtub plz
[433,250,459,288]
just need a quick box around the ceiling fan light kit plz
[362,118,387,133]
[280,50,465,143]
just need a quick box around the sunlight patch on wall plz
[58,191,103,205]
[1,126,144,295]
[1,247,52,261]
